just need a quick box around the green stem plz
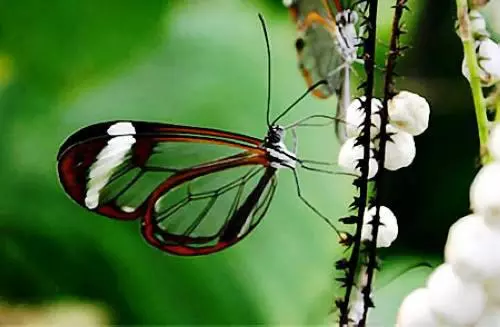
[456,0,490,164]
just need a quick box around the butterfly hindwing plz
[142,164,277,255]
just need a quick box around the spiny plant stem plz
[456,0,491,164]
[359,0,407,325]
[338,1,378,325]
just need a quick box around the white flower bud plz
[445,214,500,282]
[469,10,489,38]
[348,288,365,324]
[361,206,398,248]
[388,91,430,136]
[470,163,500,226]
[462,38,500,87]
[396,288,440,327]
[383,125,416,171]
[427,263,486,325]
[475,305,500,327]
[338,137,378,178]
[488,123,500,161]
[282,0,294,7]
[345,96,382,138]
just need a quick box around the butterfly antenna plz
[271,79,327,126]
[258,14,272,128]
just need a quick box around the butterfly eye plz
[295,37,306,52]
[267,126,285,144]
[272,125,284,133]
[335,12,345,26]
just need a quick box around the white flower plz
[469,10,489,38]
[470,163,500,226]
[462,38,500,87]
[338,137,378,178]
[282,0,295,7]
[444,214,500,282]
[348,288,365,324]
[345,96,382,138]
[388,91,430,136]
[361,206,398,248]
[383,125,416,171]
[426,263,486,325]
[475,305,500,327]
[396,288,440,327]
[488,123,500,161]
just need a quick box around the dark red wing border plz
[58,135,143,220]
[57,121,267,221]
[57,120,262,160]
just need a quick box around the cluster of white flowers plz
[338,91,430,176]
[397,7,500,325]
[397,124,500,326]
[461,10,500,87]
[339,92,429,323]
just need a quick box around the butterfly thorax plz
[263,125,297,169]
[335,9,359,64]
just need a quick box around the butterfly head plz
[265,125,285,146]
[265,125,296,169]
[335,9,358,26]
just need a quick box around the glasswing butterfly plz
[285,0,362,143]
[57,15,343,256]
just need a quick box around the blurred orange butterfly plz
[285,0,362,143]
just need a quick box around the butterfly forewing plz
[57,121,267,221]
[297,12,344,98]
[286,0,347,98]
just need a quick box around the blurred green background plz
[0,0,486,325]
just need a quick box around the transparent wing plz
[296,12,344,99]
[57,121,267,220]
[142,166,277,255]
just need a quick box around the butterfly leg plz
[291,168,340,235]
[326,61,348,80]
[288,127,334,169]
